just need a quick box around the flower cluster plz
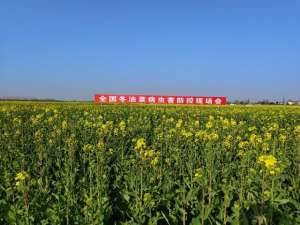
[134,138,160,167]
[119,121,126,132]
[194,168,203,179]
[258,154,280,175]
[83,144,94,153]
[15,171,29,187]
[134,138,147,152]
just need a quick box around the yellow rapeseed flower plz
[96,140,105,151]
[62,120,68,129]
[294,125,300,137]
[230,119,237,126]
[249,134,262,146]
[206,121,213,129]
[15,171,29,186]
[278,134,287,143]
[151,156,159,167]
[144,149,155,158]
[262,142,269,151]
[181,130,193,138]
[207,132,219,141]
[194,168,203,178]
[223,139,231,149]
[135,138,146,151]
[176,119,183,128]
[222,119,230,129]
[83,144,94,153]
[264,132,272,141]
[195,130,207,141]
[223,135,233,149]
[258,155,279,174]
[119,121,126,132]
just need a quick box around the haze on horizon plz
[0,0,299,102]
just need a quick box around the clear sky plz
[1,0,299,101]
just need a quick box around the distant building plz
[287,100,300,105]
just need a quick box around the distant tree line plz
[0,97,63,102]
[228,99,300,105]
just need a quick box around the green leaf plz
[190,216,201,225]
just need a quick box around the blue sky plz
[0,0,299,101]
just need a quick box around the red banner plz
[94,94,226,105]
